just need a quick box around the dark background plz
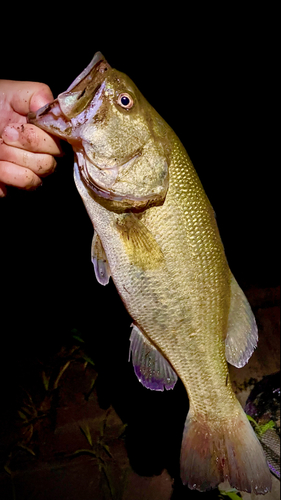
[1,5,278,442]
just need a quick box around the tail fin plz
[180,407,272,494]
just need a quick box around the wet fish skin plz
[28,52,271,494]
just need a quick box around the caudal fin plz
[180,407,272,494]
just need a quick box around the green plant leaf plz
[67,449,97,458]
[79,424,93,447]
[4,465,12,476]
[72,334,85,343]
[42,371,50,391]
[257,420,276,437]
[246,414,258,426]
[18,410,28,421]
[219,488,241,500]
[102,443,113,459]
[246,414,276,437]
[18,444,36,456]
[81,354,95,366]
[53,361,71,389]
[118,423,128,439]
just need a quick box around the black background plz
[1,9,278,403]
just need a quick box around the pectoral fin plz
[91,232,111,286]
[129,324,178,391]
[115,212,165,271]
[225,275,258,368]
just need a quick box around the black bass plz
[28,52,271,494]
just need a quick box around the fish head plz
[28,52,171,212]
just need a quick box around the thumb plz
[3,80,54,115]
[29,84,54,113]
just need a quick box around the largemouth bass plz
[28,52,271,494]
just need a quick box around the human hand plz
[0,80,62,197]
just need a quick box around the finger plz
[0,161,42,190]
[2,123,62,155]
[0,181,7,197]
[0,140,57,177]
[1,80,54,116]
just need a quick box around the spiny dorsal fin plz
[91,232,111,285]
[225,275,258,368]
[129,324,178,391]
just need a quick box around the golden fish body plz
[28,52,271,494]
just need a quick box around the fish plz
[28,52,272,494]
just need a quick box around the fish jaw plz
[27,51,110,142]
[65,51,106,92]
[27,99,74,140]
[27,80,107,144]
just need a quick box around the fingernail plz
[52,159,57,172]
[27,180,43,191]
[4,126,19,142]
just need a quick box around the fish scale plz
[138,136,234,418]
[28,52,271,494]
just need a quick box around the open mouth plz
[27,51,111,139]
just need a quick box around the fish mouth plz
[27,51,110,137]
[27,100,73,140]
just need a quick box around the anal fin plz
[91,232,111,286]
[129,324,178,391]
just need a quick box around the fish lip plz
[27,51,110,134]
[27,103,54,125]
[66,51,105,92]
[27,100,73,139]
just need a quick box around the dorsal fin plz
[129,324,178,391]
[225,275,258,368]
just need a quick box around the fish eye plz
[117,93,134,109]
